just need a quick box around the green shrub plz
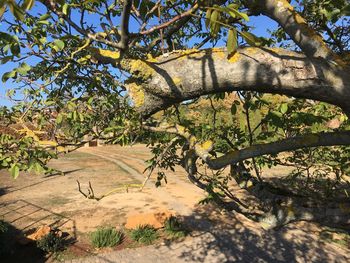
[164,216,186,238]
[90,227,124,248]
[0,220,10,256]
[36,232,64,253]
[130,225,158,244]
[0,220,9,234]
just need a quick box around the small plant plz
[164,216,187,238]
[0,220,8,234]
[0,220,10,256]
[90,227,124,248]
[37,232,64,253]
[130,225,158,245]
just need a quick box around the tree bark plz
[123,47,350,117]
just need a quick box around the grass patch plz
[130,225,158,245]
[164,216,187,239]
[90,227,124,248]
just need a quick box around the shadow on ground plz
[159,204,350,263]
[0,199,77,263]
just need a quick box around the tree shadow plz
[157,204,349,262]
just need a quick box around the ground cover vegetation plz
[0,0,350,229]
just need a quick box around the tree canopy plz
[1,0,350,228]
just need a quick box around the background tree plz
[0,0,350,228]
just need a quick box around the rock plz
[26,225,51,241]
[125,210,175,229]
[16,234,31,245]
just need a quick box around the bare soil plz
[1,144,349,262]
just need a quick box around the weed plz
[37,232,64,253]
[130,225,158,244]
[90,227,124,248]
[164,216,187,239]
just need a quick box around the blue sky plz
[0,3,277,107]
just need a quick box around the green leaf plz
[227,28,238,55]
[10,164,20,179]
[210,10,221,36]
[239,31,263,47]
[62,3,69,15]
[280,103,288,114]
[341,4,350,16]
[205,9,212,29]
[56,114,63,124]
[0,5,6,18]
[231,103,237,115]
[10,43,20,57]
[2,70,16,82]
[8,2,25,21]
[226,7,249,21]
[53,39,65,51]
[22,0,35,11]
[17,63,31,75]
[39,13,51,21]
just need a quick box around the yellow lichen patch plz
[175,124,186,135]
[228,52,241,63]
[180,48,199,56]
[172,77,182,86]
[201,140,213,151]
[146,54,158,63]
[126,83,145,107]
[212,49,226,59]
[189,136,197,147]
[97,49,120,60]
[244,47,259,55]
[129,59,155,79]
[246,180,254,188]
[175,49,202,61]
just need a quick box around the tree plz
[0,0,350,228]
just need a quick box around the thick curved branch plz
[207,131,350,170]
[144,125,350,171]
[243,0,339,62]
[122,47,350,117]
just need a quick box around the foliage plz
[130,225,158,245]
[90,227,124,248]
[0,0,350,227]
[164,216,187,239]
[0,220,10,256]
[36,232,64,253]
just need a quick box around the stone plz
[125,210,175,229]
[26,225,51,241]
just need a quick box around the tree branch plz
[144,124,350,171]
[208,131,350,170]
[243,0,341,63]
[119,0,132,50]
[122,47,350,117]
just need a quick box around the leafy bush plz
[164,216,187,238]
[36,232,64,253]
[0,220,10,256]
[0,220,8,233]
[130,225,158,244]
[90,227,124,248]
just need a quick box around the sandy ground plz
[0,145,204,236]
[1,144,349,262]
